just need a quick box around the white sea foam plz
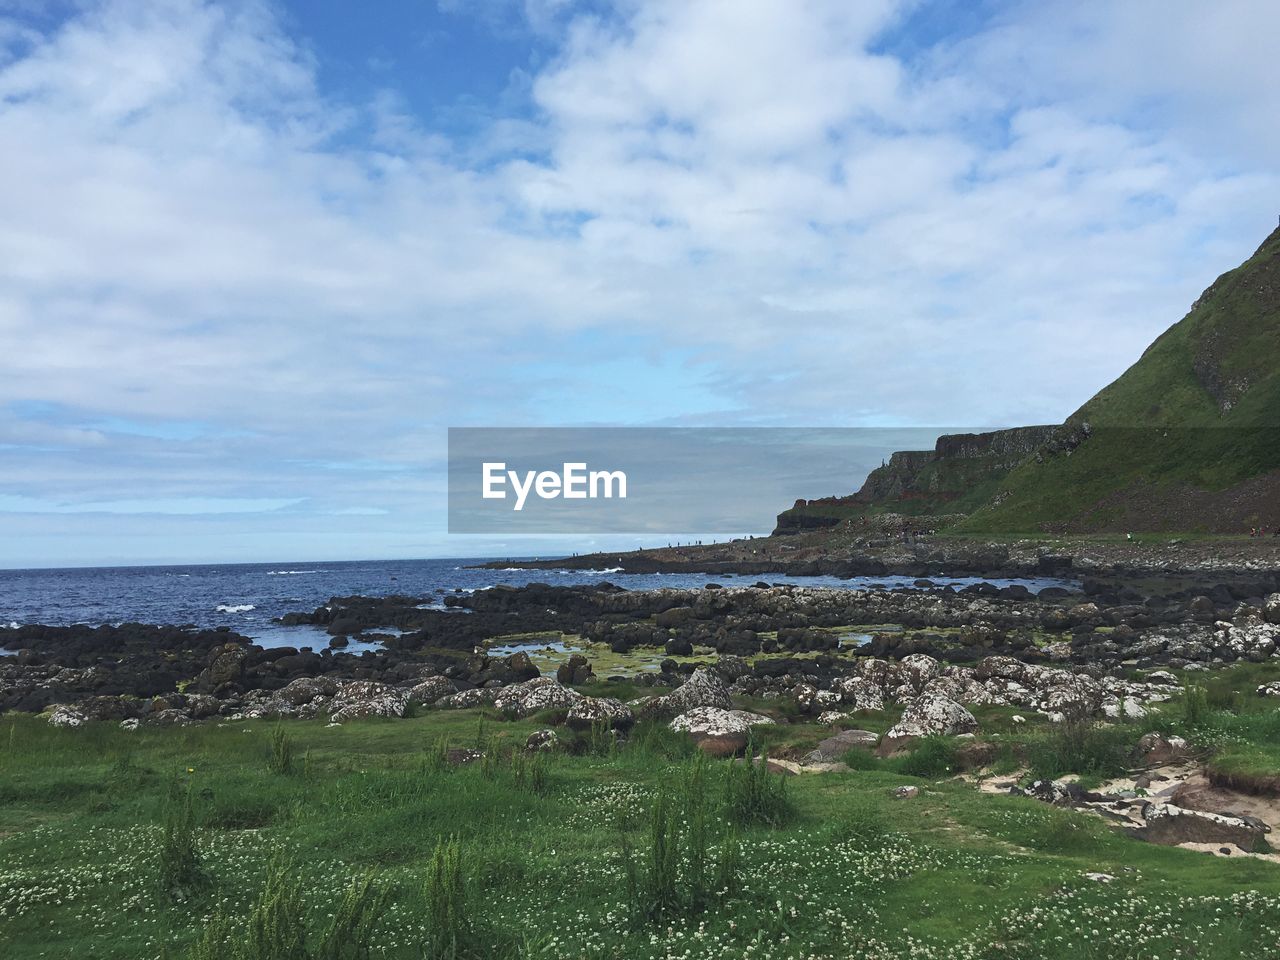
[216,603,255,613]
[266,570,317,576]
[5,621,18,629]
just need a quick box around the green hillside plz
[777,226,1280,536]
[958,226,1280,533]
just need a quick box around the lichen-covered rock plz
[920,672,998,707]
[276,676,338,708]
[437,687,499,709]
[640,667,732,719]
[328,680,409,722]
[48,704,88,727]
[525,728,562,752]
[406,675,455,706]
[566,696,634,731]
[900,653,943,692]
[1265,594,1280,626]
[1140,803,1271,852]
[974,656,1030,683]
[882,693,977,747]
[1258,681,1280,698]
[493,677,582,718]
[831,676,886,711]
[669,706,774,756]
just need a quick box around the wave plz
[266,570,317,576]
[216,603,255,613]
[5,621,17,629]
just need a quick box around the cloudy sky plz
[0,0,1276,567]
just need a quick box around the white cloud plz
[0,0,1277,562]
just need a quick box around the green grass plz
[1,696,1280,959]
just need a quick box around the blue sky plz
[0,0,1277,567]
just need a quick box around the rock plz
[437,687,499,709]
[525,729,562,752]
[493,677,582,718]
[120,717,139,731]
[882,693,977,749]
[1020,779,1075,805]
[556,654,594,686]
[816,710,849,725]
[566,696,634,731]
[1133,732,1190,766]
[1257,682,1280,698]
[196,643,247,693]
[48,704,88,727]
[1139,803,1271,852]
[669,706,775,756]
[185,693,222,719]
[641,667,732,719]
[276,676,339,708]
[328,681,409,722]
[802,729,879,764]
[894,785,919,799]
[900,653,943,692]
[406,676,456,706]
[831,676,886,711]
[1037,671,1104,722]
[1265,594,1280,626]
[655,606,695,628]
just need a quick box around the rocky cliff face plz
[777,226,1280,535]
[773,425,1054,533]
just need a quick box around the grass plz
[1,684,1280,958]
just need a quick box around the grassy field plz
[3,669,1280,959]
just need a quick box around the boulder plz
[566,696,634,731]
[406,676,456,706]
[1133,732,1191,766]
[831,676,886,711]
[801,729,878,764]
[555,654,594,686]
[437,687,499,709]
[47,704,88,728]
[276,676,339,708]
[640,667,732,719]
[881,693,977,750]
[669,706,775,756]
[328,681,409,722]
[196,643,247,693]
[1265,594,1280,626]
[525,728,562,752]
[493,677,582,718]
[1140,803,1271,852]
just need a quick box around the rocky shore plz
[477,524,1280,581]
[5,572,1279,734]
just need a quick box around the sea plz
[0,558,1076,653]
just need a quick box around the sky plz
[0,0,1277,567]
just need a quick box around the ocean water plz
[0,558,1076,650]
